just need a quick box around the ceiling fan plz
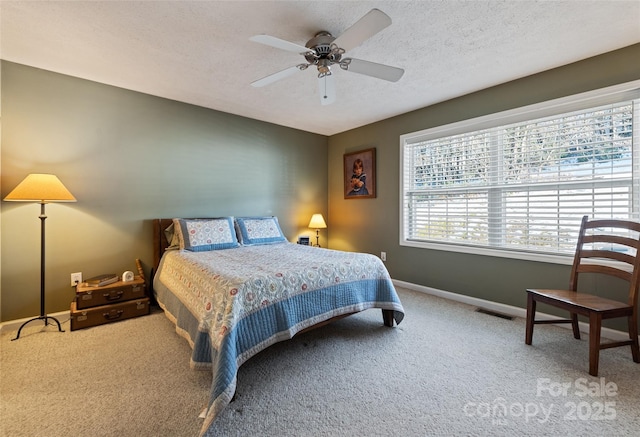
[249,8,404,105]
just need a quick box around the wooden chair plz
[525,215,640,376]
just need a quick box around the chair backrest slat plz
[583,234,640,250]
[585,219,640,233]
[576,263,633,282]
[580,249,636,266]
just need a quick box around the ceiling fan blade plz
[251,66,302,87]
[318,74,336,106]
[249,34,312,54]
[333,9,392,53]
[340,58,404,82]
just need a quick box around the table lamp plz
[308,213,327,247]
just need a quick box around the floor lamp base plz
[11,315,64,341]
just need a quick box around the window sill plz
[400,239,575,265]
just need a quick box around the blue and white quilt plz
[153,242,404,436]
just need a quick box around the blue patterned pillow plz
[235,216,287,245]
[173,218,239,251]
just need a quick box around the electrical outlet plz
[380,252,387,261]
[71,272,82,287]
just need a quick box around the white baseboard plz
[1,282,634,343]
[392,279,632,342]
[0,310,70,335]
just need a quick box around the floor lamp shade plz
[4,174,76,202]
[4,174,76,340]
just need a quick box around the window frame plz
[399,80,640,265]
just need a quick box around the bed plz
[151,217,405,436]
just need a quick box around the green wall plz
[0,61,328,322]
[3,44,640,329]
[328,44,640,331]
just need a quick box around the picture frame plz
[344,148,376,199]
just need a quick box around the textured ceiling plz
[1,1,639,136]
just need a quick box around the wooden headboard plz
[153,218,174,275]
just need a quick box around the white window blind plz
[401,86,640,260]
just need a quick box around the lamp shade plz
[4,174,76,203]
[308,213,327,229]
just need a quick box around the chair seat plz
[527,288,632,314]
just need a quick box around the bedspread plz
[153,243,404,436]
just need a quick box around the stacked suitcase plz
[70,276,149,331]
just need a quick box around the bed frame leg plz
[382,309,394,327]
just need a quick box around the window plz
[400,83,640,263]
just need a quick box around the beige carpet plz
[2,287,639,437]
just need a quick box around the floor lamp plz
[4,174,76,341]
[308,213,327,247]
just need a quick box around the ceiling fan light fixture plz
[339,58,352,71]
[250,9,402,104]
[317,60,332,77]
[329,43,345,58]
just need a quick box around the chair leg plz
[628,315,640,363]
[589,313,602,377]
[525,293,536,345]
[570,312,581,339]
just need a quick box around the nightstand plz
[70,276,150,330]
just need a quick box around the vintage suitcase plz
[70,298,150,331]
[75,277,146,309]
